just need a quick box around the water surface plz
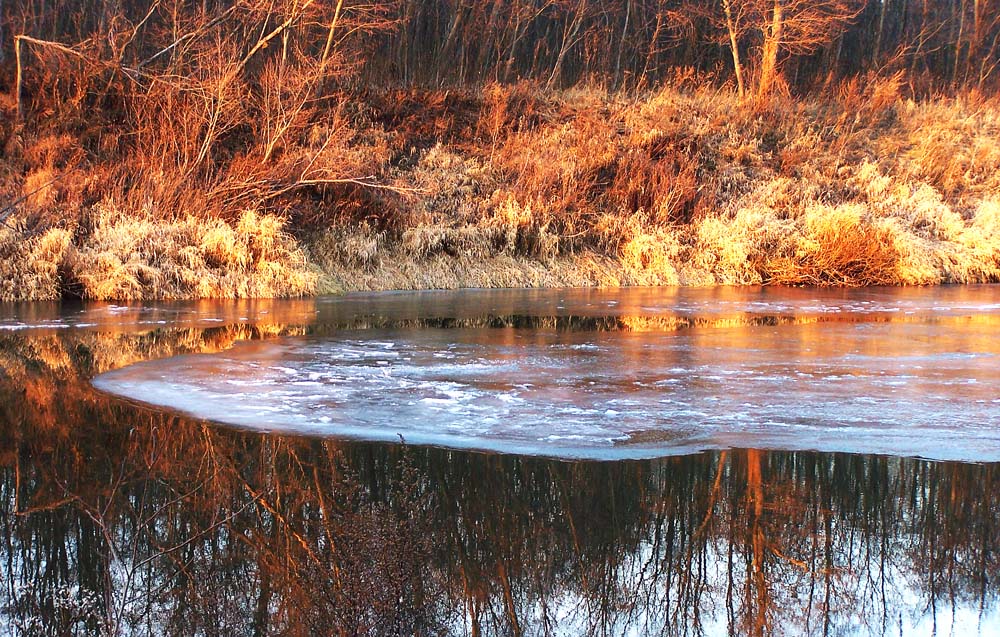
[0,287,998,636]
[92,286,1000,460]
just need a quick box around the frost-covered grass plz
[3,80,999,298]
[0,206,315,301]
[311,83,1000,291]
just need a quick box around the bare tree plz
[755,0,866,97]
[722,0,749,98]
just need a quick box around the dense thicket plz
[3,0,999,99]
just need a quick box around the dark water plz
[1,287,999,636]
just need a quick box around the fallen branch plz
[0,171,70,230]
[14,34,92,121]
[264,176,427,200]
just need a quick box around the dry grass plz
[4,77,1000,299]
[70,206,317,300]
[0,226,74,301]
[328,82,1000,291]
[895,95,1000,201]
[766,205,901,286]
[0,204,316,302]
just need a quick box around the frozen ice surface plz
[92,286,1000,461]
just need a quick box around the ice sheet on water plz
[93,299,1000,461]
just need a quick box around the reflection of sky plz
[6,285,1000,637]
[445,536,1000,637]
[907,605,1000,637]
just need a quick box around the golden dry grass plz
[0,205,316,301]
[71,207,317,300]
[4,81,1000,299]
[331,83,1000,291]
[0,227,73,301]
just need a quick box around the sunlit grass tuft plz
[68,205,316,300]
[0,226,73,301]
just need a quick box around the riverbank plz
[3,82,999,301]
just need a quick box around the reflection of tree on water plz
[0,328,998,635]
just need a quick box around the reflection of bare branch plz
[240,477,323,566]
[693,449,728,539]
[131,490,266,579]
[13,497,75,515]
[771,547,809,572]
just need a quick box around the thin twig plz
[133,5,238,71]
[0,171,71,229]
[15,34,91,119]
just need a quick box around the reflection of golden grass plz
[79,324,308,375]
[0,323,308,436]
[617,316,692,332]
[618,310,1000,335]
[618,314,833,333]
[0,323,308,381]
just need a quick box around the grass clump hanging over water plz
[71,207,315,300]
[0,206,315,301]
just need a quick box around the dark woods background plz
[2,0,999,104]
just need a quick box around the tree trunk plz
[979,25,1000,88]
[722,0,746,99]
[640,11,664,86]
[14,35,22,121]
[547,0,586,89]
[952,0,966,84]
[757,0,784,98]
[746,449,769,637]
[911,0,930,83]
[874,0,889,66]
[969,0,981,78]
[614,0,631,89]
[438,6,465,84]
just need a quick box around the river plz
[0,286,998,635]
